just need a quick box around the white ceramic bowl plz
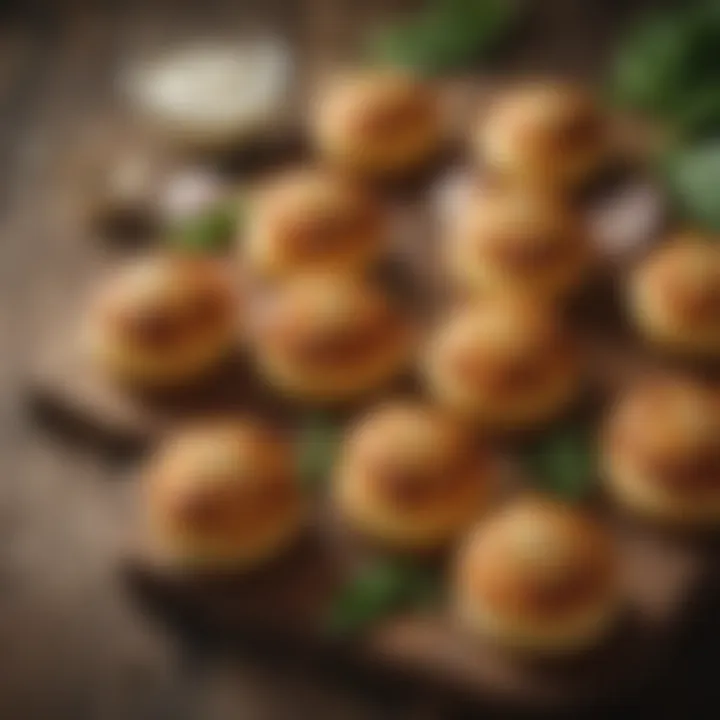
[123,37,293,152]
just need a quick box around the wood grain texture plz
[6,0,718,719]
[4,2,424,719]
[123,507,708,710]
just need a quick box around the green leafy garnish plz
[167,200,241,253]
[666,139,720,232]
[325,558,441,637]
[609,3,720,234]
[366,0,522,75]
[610,14,693,118]
[609,2,720,135]
[674,87,720,143]
[295,413,343,493]
[520,425,596,501]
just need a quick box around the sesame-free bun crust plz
[423,298,583,429]
[454,497,621,654]
[85,254,238,387]
[244,167,386,278]
[629,235,720,357]
[475,81,609,189]
[312,71,442,178]
[144,420,304,569]
[446,189,593,299]
[335,402,493,549]
[602,375,720,525]
[252,276,413,402]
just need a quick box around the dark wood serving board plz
[122,494,709,710]
[25,75,716,709]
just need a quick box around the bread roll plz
[144,420,304,568]
[475,81,609,189]
[244,167,385,278]
[629,234,720,357]
[335,401,493,549]
[252,275,413,402]
[311,70,442,178]
[454,497,621,653]
[446,188,593,299]
[423,298,583,429]
[85,254,238,386]
[602,375,720,525]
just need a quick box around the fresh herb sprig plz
[295,412,344,493]
[610,1,720,135]
[325,558,441,637]
[519,424,596,502]
[665,140,720,233]
[609,2,720,234]
[167,199,242,253]
[366,0,522,75]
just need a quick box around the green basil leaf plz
[666,139,720,232]
[295,413,343,493]
[168,200,241,253]
[325,559,441,636]
[520,425,596,501]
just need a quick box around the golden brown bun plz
[144,420,304,569]
[252,275,414,402]
[475,81,609,189]
[629,234,720,357]
[454,497,621,653]
[311,71,442,178]
[602,375,720,525]
[85,254,238,386]
[423,298,583,429]
[244,168,386,278]
[335,401,493,549]
[446,188,594,299]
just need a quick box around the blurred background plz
[2,0,720,718]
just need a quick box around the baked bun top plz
[92,254,236,351]
[452,189,589,275]
[632,234,720,327]
[604,375,720,496]
[478,81,606,173]
[456,497,617,620]
[340,402,486,509]
[254,276,410,369]
[145,420,300,543]
[246,167,384,268]
[428,298,578,394]
[313,70,439,145]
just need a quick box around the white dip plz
[125,38,292,147]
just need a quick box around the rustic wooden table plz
[3,0,718,718]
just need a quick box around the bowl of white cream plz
[123,37,293,152]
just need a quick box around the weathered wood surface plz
[6,0,719,718]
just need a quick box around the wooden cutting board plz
[121,495,710,710]
[25,77,716,709]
